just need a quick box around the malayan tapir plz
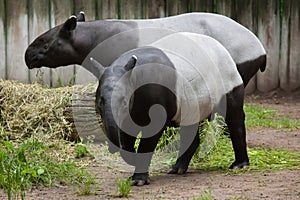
[89,32,249,186]
[25,12,266,87]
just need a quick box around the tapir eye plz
[43,44,49,50]
[57,40,63,46]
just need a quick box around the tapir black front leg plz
[168,123,200,175]
[226,85,249,169]
[130,130,164,186]
[119,133,137,166]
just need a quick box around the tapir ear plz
[76,11,85,22]
[90,57,105,79]
[62,16,77,32]
[124,55,137,71]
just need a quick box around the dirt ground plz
[1,91,300,200]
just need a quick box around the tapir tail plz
[259,54,267,72]
[236,54,267,87]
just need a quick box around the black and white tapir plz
[25,12,266,87]
[90,32,249,186]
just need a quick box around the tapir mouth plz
[28,59,42,69]
[25,52,41,69]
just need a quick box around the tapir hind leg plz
[226,85,249,169]
[167,124,200,174]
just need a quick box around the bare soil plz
[1,92,300,200]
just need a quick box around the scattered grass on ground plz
[232,194,252,200]
[0,136,96,199]
[74,144,92,159]
[192,188,214,200]
[153,114,300,173]
[244,103,300,130]
[115,178,132,198]
[191,132,300,172]
[190,103,300,172]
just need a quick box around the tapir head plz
[91,56,137,153]
[25,12,88,69]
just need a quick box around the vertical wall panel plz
[74,0,98,85]
[216,0,236,19]
[236,0,257,94]
[0,0,6,79]
[189,0,214,12]
[143,0,166,18]
[121,0,142,19]
[6,0,29,83]
[28,0,51,85]
[236,0,258,40]
[51,0,75,87]
[166,0,188,16]
[288,0,300,91]
[257,0,280,92]
[279,0,291,91]
[98,0,119,19]
[74,0,96,21]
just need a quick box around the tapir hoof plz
[131,179,150,186]
[230,161,250,169]
[167,166,188,175]
[130,173,150,186]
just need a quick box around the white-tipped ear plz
[132,55,137,60]
[62,15,77,32]
[90,57,105,79]
[77,11,85,22]
[124,55,137,71]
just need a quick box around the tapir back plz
[134,13,265,65]
[86,13,265,67]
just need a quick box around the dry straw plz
[0,80,76,140]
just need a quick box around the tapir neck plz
[75,20,138,65]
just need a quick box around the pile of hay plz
[0,80,78,140]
